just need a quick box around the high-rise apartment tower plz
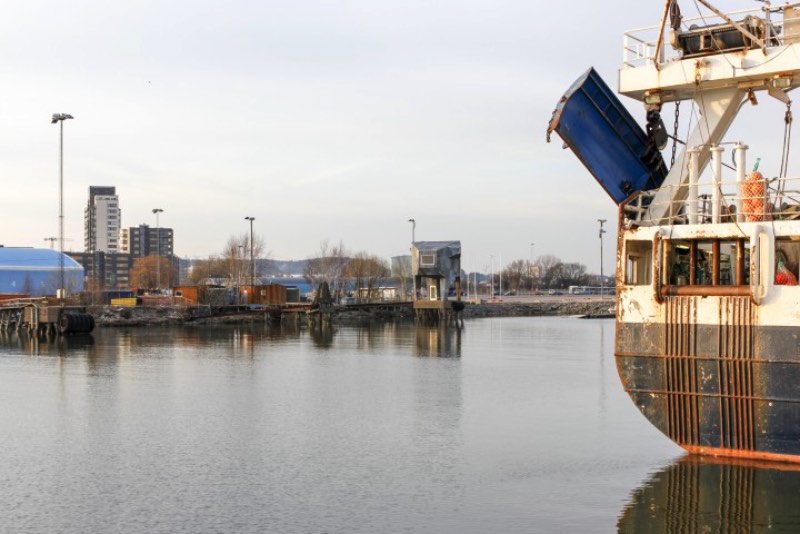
[84,186,121,253]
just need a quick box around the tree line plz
[128,233,595,298]
[474,254,595,293]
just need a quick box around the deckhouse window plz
[665,238,748,286]
[625,240,651,285]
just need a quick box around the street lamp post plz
[408,218,416,300]
[51,113,74,302]
[529,242,535,295]
[245,217,255,303]
[153,208,163,292]
[598,219,607,296]
[237,244,244,304]
[489,254,494,299]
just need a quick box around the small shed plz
[411,241,461,302]
[249,284,288,305]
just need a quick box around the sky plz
[0,0,786,273]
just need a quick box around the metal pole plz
[153,208,163,293]
[51,114,74,301]
[408,218,416,299]
[59,119,64,301]
[711,145,724,224]
[530,242,534,295]
[250,218,254,298]
[245,217,255,304]
[734,143,748,223]
[489,255,494,299]
[598,219,607,295]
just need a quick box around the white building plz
[84,186,121,253]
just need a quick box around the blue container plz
[547,68,668,204]
[0,247,84,296]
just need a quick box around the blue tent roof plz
[0,247,83,269]
[0,247,84,295]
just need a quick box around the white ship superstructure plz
[550,1,800,462]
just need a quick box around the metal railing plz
[624,175,800,226]
[623,7,780,68]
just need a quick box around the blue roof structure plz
[0,247,84,296]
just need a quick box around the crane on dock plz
[43,237,72,250]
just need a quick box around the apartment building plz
[84,186,121,253]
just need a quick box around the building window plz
[421,253,436,267]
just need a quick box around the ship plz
[548,1,800,462]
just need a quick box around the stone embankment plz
[89,298,616,327]
[462,298,615,319]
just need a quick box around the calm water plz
[0,317,798,533]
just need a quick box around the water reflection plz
[413,325,461,357]
[0,330,95,356]
[618,455,800,532]
[308,321,334,348]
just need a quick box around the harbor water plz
[1,317,798,533]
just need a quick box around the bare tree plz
[346,252,391,303]
[188,256,228,285]
[550,262,590,289]
[221,232,266,287]
[129,256,179,290]
[391,256,413,299]
[536,254,561,289]
[502,259,529,293]
[304,240,349,299]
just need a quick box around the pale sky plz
[0,0,784,273]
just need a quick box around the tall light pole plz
[245,216,255,302]
[51,113,74,302]
[530,242,535,295]
[408,218,416,300]
[153,208,163,292]
[489,254,494,299]
[598,219,607,295]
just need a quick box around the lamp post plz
[529,242,535,295]
[408,218,416,300]
[51,113,74,302]
[153,208,163,292]
[598,219,607,296]
[237,244,244,304]
[245,216,255,303]
[489,254,494,299]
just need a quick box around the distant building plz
[84,186,121,253]
[0,247,84,296]
[120,228,130,254]
[411,241,462,301]
[68,251,135,290]
[126,224,174,258]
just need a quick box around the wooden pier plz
[0,298,95,336]
[413,300,463,326]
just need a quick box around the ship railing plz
[623,6,780,69]
[623,175,800,226]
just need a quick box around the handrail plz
[750,224,773,305]
[653,232,664,304]
[622,6,782,68]
[624,175,800,227]
[661,285,751,297]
